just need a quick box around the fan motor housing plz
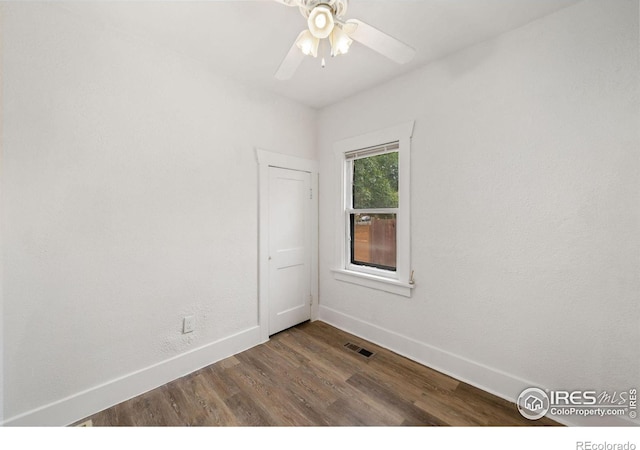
[297,0,348,19]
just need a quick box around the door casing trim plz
[256,149,319,343]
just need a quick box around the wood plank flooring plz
[76,321,560,426]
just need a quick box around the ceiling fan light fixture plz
[329,25,353,56]
[274,0,416,80]
[307,4,334,39]
[295,29,319,57]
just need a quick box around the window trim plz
[332,121,415,297]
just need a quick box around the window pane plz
[350,213,396,271]
[352,152,398,209]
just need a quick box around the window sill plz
[331,269,414,297]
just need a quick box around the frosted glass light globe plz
[307,5,334,39]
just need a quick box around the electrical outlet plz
[183,315,195,334]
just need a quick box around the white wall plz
[2,0,638,428]
[318,0,639,426]
[1,3,316,425]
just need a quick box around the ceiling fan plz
[274,0,416,80]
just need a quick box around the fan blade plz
[273,0,298,7]
[339,21,358,36]
[346,19,415,64]
[275,34,306,80]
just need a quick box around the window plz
[347,144,399,272]
[332,121,414,297]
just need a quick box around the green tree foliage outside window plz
[352,152,398,210]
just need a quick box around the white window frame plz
[332,121,414,297]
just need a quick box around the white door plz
[268,166,312,335]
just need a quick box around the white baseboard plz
[318,305,637,427]
[5,308,636,428]
[3,326,263,427]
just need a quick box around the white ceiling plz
[59,0,581,109]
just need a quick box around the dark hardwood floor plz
[76,321,559,426]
